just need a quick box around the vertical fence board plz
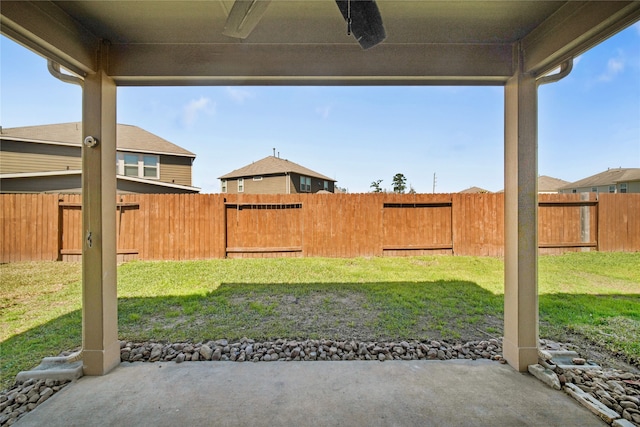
[629,194,640,251]
[34,194,42,260]
[183,194,190,260]
[40,194,48,260]
[7,194,16,262]
[142,194,150,259]
[150,193,158,260]
[193,194,200,259]
[0,195,7,263]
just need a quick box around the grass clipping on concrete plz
[2,252,639,390]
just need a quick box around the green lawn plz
[1,252,639,390]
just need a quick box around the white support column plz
[81,41,120,376]
[503,44,539,372]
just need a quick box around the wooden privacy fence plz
[1,192,638,263]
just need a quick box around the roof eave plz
[1,135,196,158]
[1,170,200,192]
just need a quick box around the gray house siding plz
[222,173,334,194]
[560,182,640,194]
[159,154,193,186]
[221,173,334,194]
[223,175,287,194]
[0,140,81,174]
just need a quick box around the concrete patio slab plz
[16,359,605,427]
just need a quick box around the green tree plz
[370,179,383,193]
[392,173,407,193]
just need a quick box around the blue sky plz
[1,23,639,194]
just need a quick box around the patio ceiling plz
[2,1,639,86]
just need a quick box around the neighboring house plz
[538,175,569,194]
[558,168,640,194]
[459,186,491,194]
[0,123,199,193]
[219,155,336,194]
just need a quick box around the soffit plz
[54,1,557,45]
[2,1,639,85]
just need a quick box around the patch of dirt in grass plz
[410,259,440,267]
[413,313,503,342]
[228,292,384,340]
[223,292,506,343]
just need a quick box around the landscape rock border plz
[0,379,70,426]
[559,367,639,426]
[116,337,506,364]
[530,341,640,427]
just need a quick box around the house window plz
[620,183,627,193]
[117,153,159,179]
[253,176,263,181]
[143,156,158,178]
[324,181,329,191]
[238,178,244,193]
[572,189,577,193]
[300,176,311,192]
[591,187,598,193]
[221,179,227,193]
[609,185,616,193]
[124,154,139,177]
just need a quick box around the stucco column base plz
[82,340,121,376]
[503,339,538,372]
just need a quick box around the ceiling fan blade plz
[223,0,272,39]
[335,0,386,50]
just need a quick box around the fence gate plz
[382,201,454,256]
[58,198,140,262]
[538,193,598,255]
[224,202,303,258]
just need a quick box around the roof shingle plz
[219,156,335,182]
[1,122,195,157]
[459,186,490,193]
[559,168,640,189]
[538,175,569,192]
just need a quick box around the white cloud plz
[316,105,331,119]
[598,50,625,82]
[226,87,253,104]
[181,96,215,127]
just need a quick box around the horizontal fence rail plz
[1,192,638,263]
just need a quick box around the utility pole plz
[433,173,437,193]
